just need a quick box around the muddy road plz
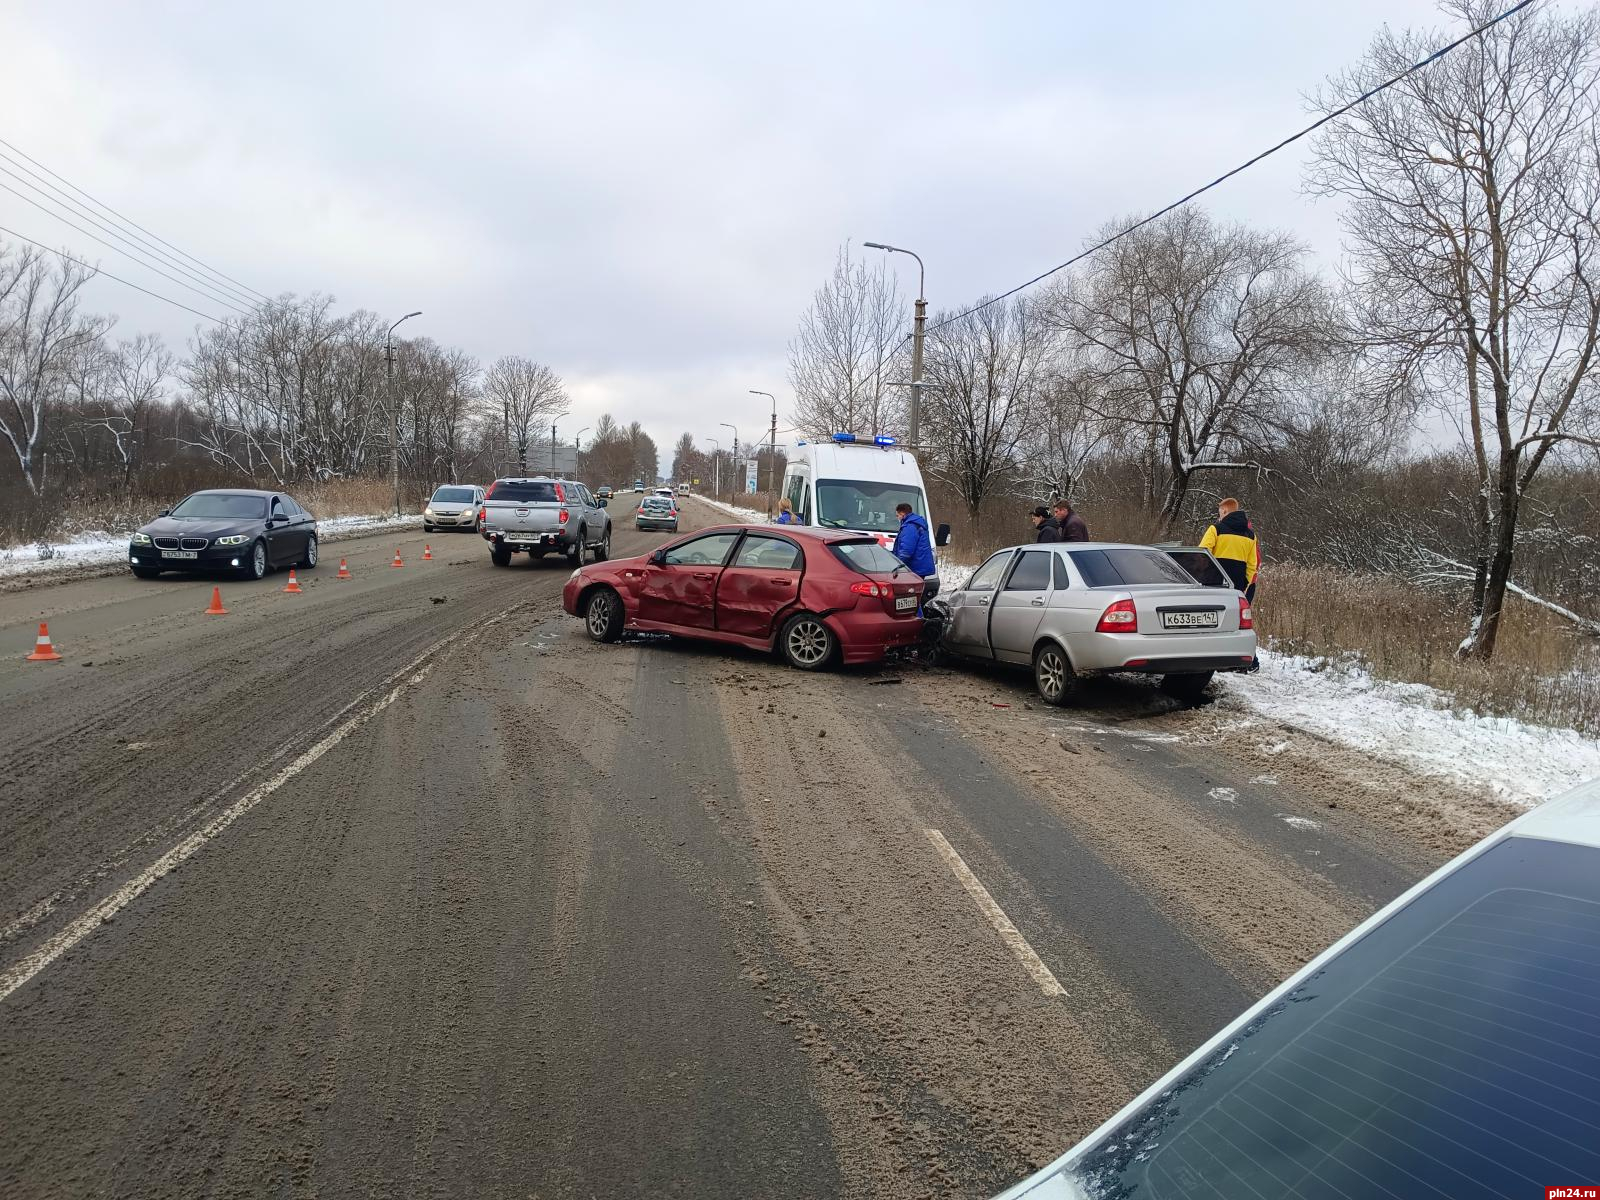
[0,500,1500,1198]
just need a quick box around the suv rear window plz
[1057,836,1600,1199]
[831,540,906,574]
[488,481,559,503]
[1070,548,1197,588]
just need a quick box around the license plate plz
[895,595,917,612]
[1162,610,1219,629]
[161,550,198,560]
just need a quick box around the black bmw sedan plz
[128,489,319,580]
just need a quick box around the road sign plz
[744,459,758,494]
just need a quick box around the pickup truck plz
[480,476,612,567]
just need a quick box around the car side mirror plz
[649,549,667,565]
[598,498,608,509]
[268,513,286,526]
[157,508,170,518]
[935,523,951,548]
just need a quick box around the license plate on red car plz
[895,595,917,612]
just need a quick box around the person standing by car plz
[1052,499,1089,542]
[891,501,938,605]
[1030,505,1060,542]
[775,497,796,525]
[1201,497,1261,671]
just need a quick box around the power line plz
[0,222,227,323]
[0,135,271,304]
[0,153,260,309]
[925,0,1541,333]
[0,178,253,316]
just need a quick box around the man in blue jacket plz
[891,502,939,602]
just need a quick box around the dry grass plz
[1260,562,1600,737]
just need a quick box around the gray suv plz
[480,476,612,567]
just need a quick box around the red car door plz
[636,531,741,630]
[716,533,804,638]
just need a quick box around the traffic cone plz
[283,569,303,594]
[205,586,229,615]
[337,558,352,579]
[423,544,433,561]
[391,550,404,568]
[25,622,62,662]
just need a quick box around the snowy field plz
[0,513,425,579]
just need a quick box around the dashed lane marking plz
[925,828,1067,998]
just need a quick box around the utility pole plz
[386,311,422,516]
[574,426,589,479]
[749,390,777,494]
[550,423,557,473]
[864,242,925,445]
[708,436,721,498]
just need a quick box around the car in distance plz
[422,483,485,533]
[129,489,318,581]
[636,494,679,532]
[632,479,645,493]
[676,482,690,496]
[938,543,1254,704]
[480,476,611,567]
[596,485,614,500]
[563,525,924,670]
[994,774,1600,1200]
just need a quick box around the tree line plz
[784,1,1600,662]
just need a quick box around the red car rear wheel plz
[780,613,836,671]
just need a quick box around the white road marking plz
[1207,786,1239,805]
[0,606,524,1005]
[925,828,1067,998]
[1277,814,1323,832]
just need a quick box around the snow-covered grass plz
[1219,650,1600,808]
[0,513,424,579]
[693,495,771,524]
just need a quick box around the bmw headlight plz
[131,532,152,545]
[215,534,251,546]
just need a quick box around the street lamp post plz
[708,436,722,497]
[386,311,422,516]
[749,390,777,494]
[720,422,739,496]
[864,242,925,446]
[574,426,590,478]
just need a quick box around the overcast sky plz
[3,0,1504,461]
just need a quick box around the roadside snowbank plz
[0,513,424,579]
[694,496,770,524]
[1220,650,1600,807]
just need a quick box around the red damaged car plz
[561,524,924,669]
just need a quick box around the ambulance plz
[777,433,949,575]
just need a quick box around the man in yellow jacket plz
[1200,497,1259,601]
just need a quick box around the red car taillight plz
[1095,598,1138,633]
[1239,595,1254,630]
[849,581,889,598]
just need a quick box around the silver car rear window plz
[1070,548,1197,587]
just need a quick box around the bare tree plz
[0,243,104,493]
[921,295,1053,517]
[482,355,568,474]
[787,245,905,436]
[87,333,173,490]
[1310,0,1600,659]
[1044,208,1331,534]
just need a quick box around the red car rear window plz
[830,540,906,574]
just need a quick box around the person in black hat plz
[1030,505,1061,543]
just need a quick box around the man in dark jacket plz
[1052,500,1089,542]
[892,502,938,606]
[1030,505,1060,542]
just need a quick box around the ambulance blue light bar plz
[832,432,857,443]
[874,435,897,446]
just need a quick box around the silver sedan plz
[938,542,1255,704]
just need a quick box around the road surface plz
[0,500,1494,1198]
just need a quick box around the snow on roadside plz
[1219,650,1600,808]
[693,495,771,524]
[0,513,424,579]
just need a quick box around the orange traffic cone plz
[25,622,63,662]
[283,569,303,594]
[337,558,352,579]
[423,544,433,561]
[205,586,229,615]
[391,550,404,568]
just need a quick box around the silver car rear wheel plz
[1033,643,1075,706]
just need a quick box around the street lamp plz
[386,310,422,517]
[749,389,777,493]
[574,426,590,478]
[720,422,739,495]
[708,436,722,497]
[864,241,926,446]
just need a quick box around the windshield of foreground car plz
[431,486,476,503]
[168,493,268,520]
[815,479,925,533]
[1053,835,1600,1199]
